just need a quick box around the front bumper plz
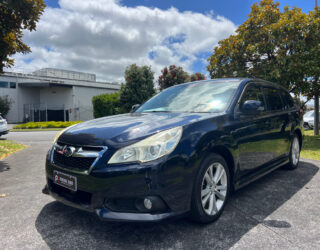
[0,129,8,135]
[42,184,183,222]
[44,152,192,222]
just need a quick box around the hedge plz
[13,121,82,129]
[92,92,121,118]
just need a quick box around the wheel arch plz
[294,128,303,150]
[210,145,235,188]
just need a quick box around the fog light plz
[144,198,152,210]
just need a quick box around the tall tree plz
[207,0,320,134]
[158,65,190,90]
[0,0,46,72]
[304,6,320,135]
[119,64,155,112]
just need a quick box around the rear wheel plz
[190,153,230,223]
[286,135,300,170]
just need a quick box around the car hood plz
[303,117,313,122]
[58,112,219,148]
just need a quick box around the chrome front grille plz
[51,142,107,173]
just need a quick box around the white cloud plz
[8,0,236,83]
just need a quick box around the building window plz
[0,81,8,88]
[10,82,16,89]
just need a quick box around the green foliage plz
[303,7,320,98]
[158,65,190,90]
[0,0,46,72]
[0,95,13,117]
[13,121,82,129]
[120,64,155,112]
[190,72,206,82]
[92,92,120,118]
[301,130,320,160]
[0,140,26,159]
[207,0,320,97]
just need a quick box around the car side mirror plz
[241,100,264,115]
[131,104,141,113]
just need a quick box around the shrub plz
[13,121,82,129]
[0,95,13,117]
[92,92,120,118]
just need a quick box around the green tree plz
[119,64,155,112]
[0,95,13,117]
[207,0,320,134]
[92,92,120,118]
[158,65,190,90]
[0,0,46,72]
[303,7,320,135]
[207,0,308,91]
[190,72,206,82]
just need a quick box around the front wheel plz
[190,153,230,223]
[286,135,300,170]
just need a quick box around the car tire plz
[190,153,230,223]
[286,134,300,170]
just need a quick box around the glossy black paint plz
[44,78,303,222]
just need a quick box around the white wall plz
[72,86,115,121]
[39,87,73,110]
[17,87,40,122]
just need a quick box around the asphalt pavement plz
[0,131,320,249]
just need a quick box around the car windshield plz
[136,80,240,113]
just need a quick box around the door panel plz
[234,115,275,177]
[262,87,290,158]
[231,84,275,178]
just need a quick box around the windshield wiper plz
[143,110,171,113]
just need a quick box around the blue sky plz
[14,0,317,82]
[45,0,316,24]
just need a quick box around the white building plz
[0,68,120,123]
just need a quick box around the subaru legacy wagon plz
[43,78,303,223]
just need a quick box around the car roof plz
[165,78,289,94]
[187,78,289,92]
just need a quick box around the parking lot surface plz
[1,131,320,249]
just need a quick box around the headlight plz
[108,126,183,164]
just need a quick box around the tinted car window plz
[280,89,294,109]
[239,85,265,111]
[263,87,283,111]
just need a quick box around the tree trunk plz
[315,93,319,135]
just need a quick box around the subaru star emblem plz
[62,146,75,157]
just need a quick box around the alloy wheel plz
[201,162,227,215]
[292,137,300,166]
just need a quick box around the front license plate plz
[53,171,77,191]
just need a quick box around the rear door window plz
[263,87,283,111]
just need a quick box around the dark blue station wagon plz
[43,78,303,223]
